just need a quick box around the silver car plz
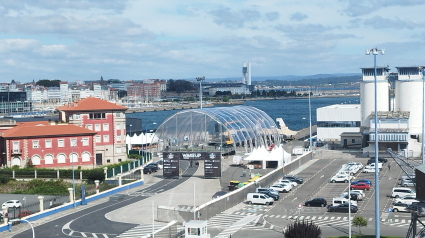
[401,179,415,187]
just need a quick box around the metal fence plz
[157,153,313,223]
[153,220,179,238]
[157,206,187,224]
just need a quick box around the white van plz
[391,187,416,198]
[247,193,274,205]
[332,197,357,207]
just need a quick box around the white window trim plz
[95,136,101,143]
[58,139,65,147]
[32,140,39,149]
[87,124,93,130]
[103,135,109,142]
[45,139,52,148]
[103,123,109,131]
[82,137,89,146]
[70,138,77,147]
[95,124,101,131]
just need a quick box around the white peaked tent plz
[243,146,291,168]
[126,133,160,150]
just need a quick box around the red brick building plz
[127,81,162,102]
[1,121,97,168]
[56,97,128,165]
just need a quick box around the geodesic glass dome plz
[155,106,281,154]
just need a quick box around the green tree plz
[223,96,229,102]
[36,79,61,87]
[284,220,321,238]
[352,216,367,237]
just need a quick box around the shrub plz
[284,220,321,238]
[0,174,10,184]
[352,216,367,237]
[86,168,105,183]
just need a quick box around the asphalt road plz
[11,161,197,238]
[207,157,413,238]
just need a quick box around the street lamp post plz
[70,139,81,207]
[348,176,351,238]
[129,124,132,151]
[366,47,385,238]
[196,76,205,109]
[9,219,34,238]
[309,87,313,153]
[420,67,425,164]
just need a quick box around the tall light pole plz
[196,76,205,109]
[348,176,351,238]
[71,139,81,207]
[419,67,425,164]
[309,87,313,152]
[129,124,132,151]
[366,47,385,238]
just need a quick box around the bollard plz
[12,170,15,179]
[95,180,100,194]
[2,207,7,225]
[57,169,60,179]
[38,196,44,212]
[34,170,37,179]
[141,169,144,181]
[80,171,83,180]
[68,188,74,203]
[104,167,108,180]
[118,175,122,186]
[120,165,123,174]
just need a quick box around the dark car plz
[284,175,304,184]
[257,190,279,201]
[367,157,387,164]
[351,179,372,186]
[212,191,227,199]
[143,164,158,174]
[328,203,358,213]
[304,198,327,207]
[19,210,32,218]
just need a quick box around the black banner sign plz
[162,152,221,179]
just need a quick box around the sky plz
[0,0,424,83]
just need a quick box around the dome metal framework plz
[155,106,280,154]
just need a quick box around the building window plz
[45,140,52,148]
[117,135,121,142]
[75,114,80,120]
[95,136,101,143]
[103,123,109,131]
[95,124,101,131]
[32,140,39,149]
[116,123,121,130]
[86,124,93,130]
[89,113,106,119]
[69,115,73,120]
[103,135,109,142]
[116,113,120,118]
[58,139,64,147]
[70,138,77,147]
[117,147,121,153]
[82,137,89,146]
[352,139,355,143]
[12,141,19,152]
[118,159,122,162]
[107,159,111,163]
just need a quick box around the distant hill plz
[205,73,361,83]
[256,75,362,87]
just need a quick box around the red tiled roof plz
[56,97,127,111]
[1,123,96,138]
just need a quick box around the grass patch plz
[327,236,403,238]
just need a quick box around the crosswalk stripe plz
[330,217,335,220]
[306,216,310,220]
[103,235,109,238]
[336,217,341,220]
[312,216,316,220]
[281,215,286,219]
[81,232,87,237]
[300,216,304,220]
[368,218,372,221]
[264,215,269,217]
[69,231,74,236]
[288,216,292,219]
[92,234,98,238]
[402,219,405,223]
[275,215,280,218]
[395,219,399,222]
[270,225,274,229]
[270,215,275,218]
[324,217,328,220]
[343,217,347,221]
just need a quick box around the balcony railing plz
[11,149,22,154]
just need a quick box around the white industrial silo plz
[360,67,390,128]
[242,62,251,85]
[394,66,424,135]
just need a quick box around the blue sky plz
[0,0,424,83]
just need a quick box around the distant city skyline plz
[0,1,424,83]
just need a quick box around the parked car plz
[365,162,383,171]
[392,202,410,212]
[277,179,297,187]
[148,163,161,170]
[256,188,279,196]
[212,191,227,199]
[247,193,274,205]
[330,175,350,183]
[401,178,416,187]
[257,189,279,201]
[332,197,357,207]
[19,210,32,218]
[143,164,158,174]
[351,179,372,186]
[362,167,375,173]
[269,184,291,193]
[283,175,304,184]
[393,195,419,205]
[328,203,358,213]
[392,187,416,198]
[340,192,363,201]
[304,198,327,207]
[368,157,388,164]
[350,182,370,191]
[2,200,22,209]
